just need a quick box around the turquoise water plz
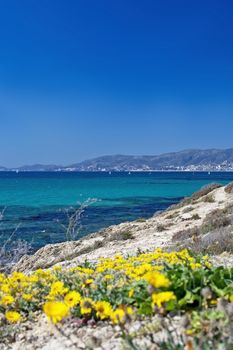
[0,171,233,250]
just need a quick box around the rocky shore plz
[14,182,233,272]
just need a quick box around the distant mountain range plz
[2,149,233,172]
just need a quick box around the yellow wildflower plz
[29,274,39,283]
[95,301,112,320]
[5,311,21,323]
[84,279,93,286]
[104,274,113,281]
[190,263,202,270]
[64,291,81,307]
[111,306,133,324]
[50,281,68,296]
[22,294,33,301]
[144,272,170,288]
[111,308,125,324]
[0,273,5,283]
[10,272,27,284]
[114,255,124,260]
[43,301,69,324]
[128,289,134,298]
[35,269,54,281]
[1,295,14,305]
[1,284,10,293]
[152,291,176,308]
[205,262,212,269]
[52,265,62,271]
[80,298,93,315]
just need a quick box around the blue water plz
[0,171,233,251]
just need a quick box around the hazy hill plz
[68,149,233,171]
[1,149,233,171]
[15,164,62,172]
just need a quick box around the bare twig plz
[57,198,98,241]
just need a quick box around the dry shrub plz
[225,182,233,194]
[108,230,134,241]
[172,203,233,255]
[0,240,32,273]
[166,211,179,220]
[190,183,222,201]
[183,226,233,255]
[203,194,215,203]
[173,206,233,243]
[201,226,233,254]
[172,227,199,242]
[157,224,167,232]
[136,218,146,223]
[201,208,232,234]
[191,213,201,220]
[168,183,222,210]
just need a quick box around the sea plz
[0,171,233,252]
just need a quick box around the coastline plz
[14,183,233,272]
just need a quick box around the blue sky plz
[0,0,233,167]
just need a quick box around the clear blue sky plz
[0,0,233,167]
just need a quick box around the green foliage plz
[1,249,233,348]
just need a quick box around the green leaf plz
[138,300,153,316]
[178,291,201,308]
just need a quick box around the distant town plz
[58,162,233,172]
[63,163,233,172]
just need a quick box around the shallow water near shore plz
[0,171,233,251]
